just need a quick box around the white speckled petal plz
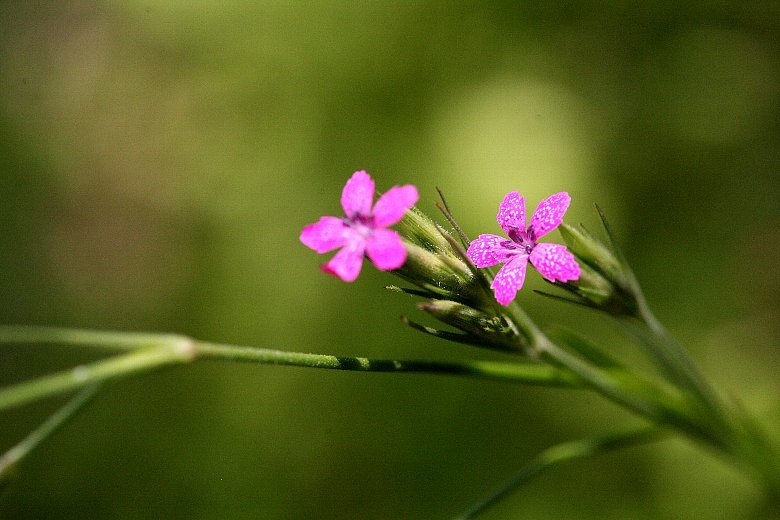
[466,234,514,268]
[496,191,526,235]
[529,242,580,282]
[529,192,570,239]
[340,170,375,218]
[491,255,529,306]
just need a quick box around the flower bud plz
[558,223,625,285]
[395,242,486,305]
[557,222,638,316]
[417,299,522,352]
[568,263,616,305]
[398,206,457,257]
[565,263,638,316]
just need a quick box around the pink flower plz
[467,191,580,305]
[300,171,419,282]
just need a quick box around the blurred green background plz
[1,2,778,519]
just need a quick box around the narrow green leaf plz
[546,328,624,369]
[533,289,596,309]
[385,285,438,299]
[400,316,486,347]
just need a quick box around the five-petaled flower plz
[467,192,580,305]
[300,171,419,282]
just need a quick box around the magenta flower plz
[300,171,419,282]
[466,191,580,305]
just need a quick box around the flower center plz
[350,213,373,226]
[344,215,374,239]
[506,227,535,255]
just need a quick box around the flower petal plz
[341,170,375,218]
[321,241,366,282]
[491,255,528,306]
[300,216,352,253]
[529,192,570,239]
[466,234,515,268]
[529,242,580,282]
[366,228,407,270]
[496,191,526,235]
[372,185,419,227]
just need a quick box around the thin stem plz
[500,306,714,444]
[591,206,721,409]
[194,341,580,385]
[456,426,668,519]
[0,341,195,411]
[0,384,102,484]
[537,336,667,419]
[635,306,780,494]
[1,326,775,499]
[0,325,183,352]
[0,326,713,444]
[588,207,743,459]
[635,301,725,416]
[0,326,582,412]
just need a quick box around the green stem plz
[2,326,776,498]
[456,425,668,519]
[0,326,580,412]
[194,340,580,387]
[537,335,708,434]
[501,305,717,446]
[588,205,728,425]
[635,301,725,416]
[0,325,181,351]
[0,341,195,411]
[0,325,720,446]
[504,304,658,414]
[0,384,101,484]
[633,309,780,500]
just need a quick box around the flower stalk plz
[0,325,584,413]
[383,187,779,504]
[0,384,101,485]
[2,176,778,515]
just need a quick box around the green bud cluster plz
[395,208,488,306]
[390,204,537,354]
